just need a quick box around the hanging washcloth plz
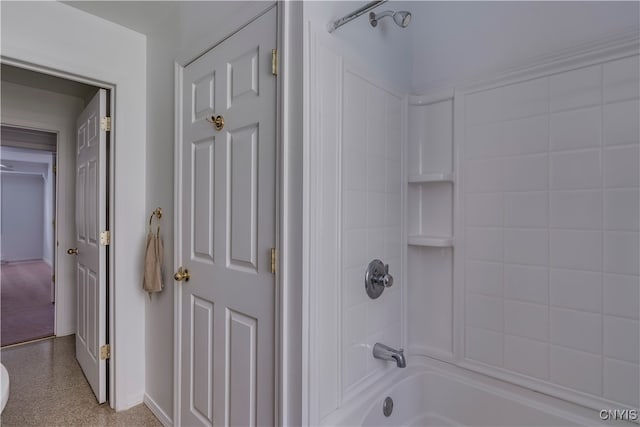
[143,211,164,295]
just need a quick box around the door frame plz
[1,0,147,410]
[1,60,116,402]
[173,2,304,425]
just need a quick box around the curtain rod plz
[327,1,387,33]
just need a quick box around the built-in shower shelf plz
[407,235,454,247]
[408,173,454,184]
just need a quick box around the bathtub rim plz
[321,355,612,426]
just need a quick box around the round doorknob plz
[67,248,78,255]
[206,115,224,131]
[174,267,190,282]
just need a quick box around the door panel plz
[192,139,215,263]
[191,296,214,425]
[227,308,257,427]
[179,7,277,426]
[228,124,258,271]
[74,88,108,403]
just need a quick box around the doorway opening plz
[0,133,56,347]
[1,63,112,404]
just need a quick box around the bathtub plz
[323,358,617,426]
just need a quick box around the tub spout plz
[373,343,406,368]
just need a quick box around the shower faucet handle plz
[382,264,393,288]
[365,259,394,299]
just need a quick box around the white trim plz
[452,33,640,412]
[278,1,304,425]
[144,394,173,427]
[301,19,313,427]
[172,60,184,427]
[408,90,455,106]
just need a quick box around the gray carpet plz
[1,261,55,347]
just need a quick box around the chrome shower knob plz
[365,259,394,299]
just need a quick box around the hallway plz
[0,336,160,426]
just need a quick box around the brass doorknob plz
[206,115,224,131]
[67,248,78,255]
[174,267,191,282]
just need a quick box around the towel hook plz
[149,207,162,235]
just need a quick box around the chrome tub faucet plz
[373,343,406,368]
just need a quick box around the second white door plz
[74,88,108,403]
[178,7,277,426]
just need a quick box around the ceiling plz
[1,64,97,100]
[63,1,179,36]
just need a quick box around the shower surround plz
[304,2,638,426]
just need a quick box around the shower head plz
[369,10,412,28]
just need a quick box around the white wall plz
[1,1,147,410]
[0,145,55,265]
[0,83,84,336]
[410,1,640,92]
[62,1,303,422]
[141,2,275,422]
[1,173,45,261]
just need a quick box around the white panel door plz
[178,7,277,427]
[73,89,108,403]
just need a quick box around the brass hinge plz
[100,344,111,360]
[100,117,112,132]
[271,49,278,76]
[52,165,57,174]
[270,248,276,274]
[100,230,111,246]
[52,274,55,283]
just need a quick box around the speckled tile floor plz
[1,335,162,426]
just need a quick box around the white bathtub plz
[323,358,616,426]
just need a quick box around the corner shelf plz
[408,173,454,184]
[407,235,454,248]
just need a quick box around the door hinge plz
[100,344,111,360]
[271,49,278,76]
[100,230,111,246]
[270,248,276,274]
[100,117,112,132]
[52,274,55,283]
[52,165,57,174]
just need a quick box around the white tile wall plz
[464,56,640,407]
[341,69,403,394]
[504,264,548,304]
[504,335,549,380]
[604,358,640,406]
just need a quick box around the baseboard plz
[144,394,173,427]
[123,391,145,410]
